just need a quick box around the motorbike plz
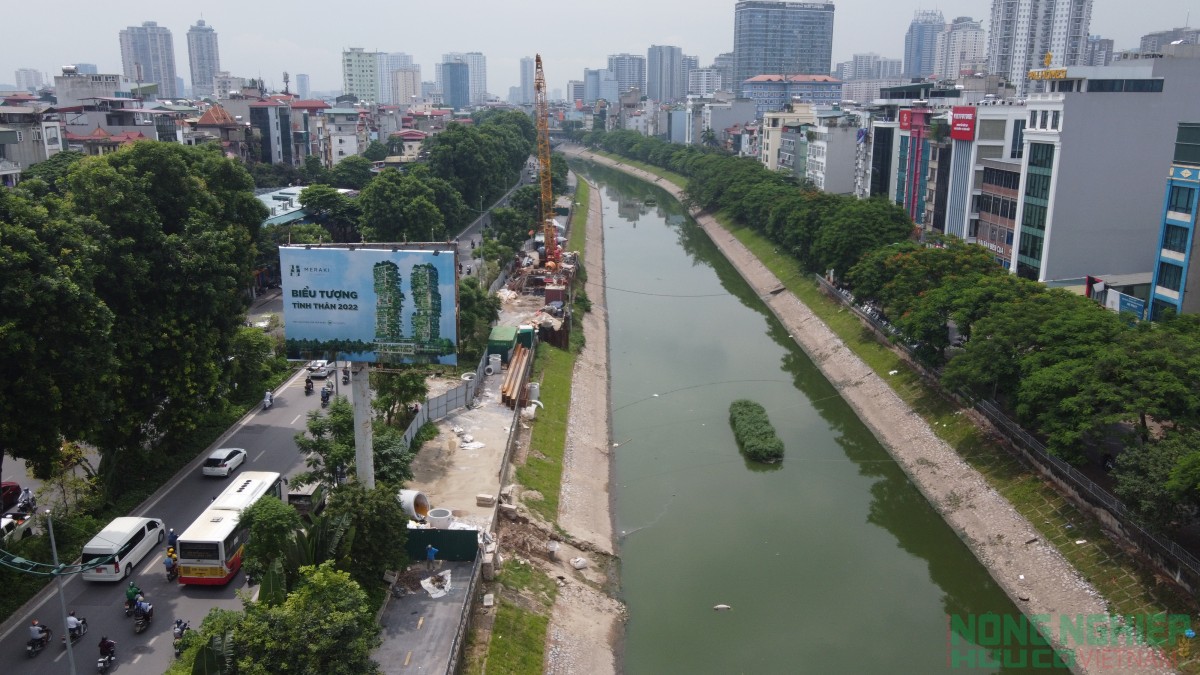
[166,560,180,582]
[16,492,36,514]
[26,632,50,658]
[172,619,190,658]
[341,368,350,385]
[62,618,88,647]
[96,646,116,673]
[133,604,154,634]
[262,393,274,410]
[304,380,314,396]
[320,387,331,408]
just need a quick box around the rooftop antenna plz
[283,72,290,96]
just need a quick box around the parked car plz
[202,448,248,477]
[1,511,35,546]
[0,481,20,511]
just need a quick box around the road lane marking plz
[291,414,303,425]
[148,635,159,645]
[254,450,267,462]
[417,616,424,630]
[133,653,143,663]
[404,651,412,666]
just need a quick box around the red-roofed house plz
[64,126,149,155]
[385,128,427,163]
[193,103,250,159]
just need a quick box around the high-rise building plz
[119,21,179,98]
[74,63,98,75]
[987,0,1093,96]
[733,1,835,86]
[14,68,44,92]
[607,53,647,96]
[904,10,945,78]
[682,54,699,94]
[583,69,618,104]
[567,80,585,104]
[186,20,220,98]
[391,67,421,106]
[712,52,736,92]
[689,68,723,97]
[848,53,903,80]
[378,53,415,104]
[647,45,684,102]
[342,48,381,103]
[441,52,487,105]
[1083,35,1115,66]
[934,16,987,79]
[442,61,470,110]
[520,57,536,105]
[1140,28,1200,54]
[296,73,310,99]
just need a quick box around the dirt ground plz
[563,147,1174,675]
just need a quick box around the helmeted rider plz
[167,527,178,549]
[134,595,153,621]
[125,581,142,604]
[264,390,273,406]
[164,547,179,576]
[67,610,82,637]
[29,618,50,643]
[98,636,116,658]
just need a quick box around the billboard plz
[899,109,912,131]
[950,106,977,141]
[280,247,457,365]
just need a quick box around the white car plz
[1,512,35,545]
[202,448,248,477]
[306,360,333,378]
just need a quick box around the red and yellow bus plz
[177,471,283,585]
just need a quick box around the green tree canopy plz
[362,141,389,162]
[238,494,303,581]
[330,155,374,190]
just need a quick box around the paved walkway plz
[564,146,1171,675]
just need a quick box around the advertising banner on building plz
[899,109,912,131]
[950,106,977,141]
[280,247,457,365]
[1104,288,1146,321]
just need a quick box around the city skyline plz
[1,1,1192,97]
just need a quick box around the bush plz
[729,400,784,463]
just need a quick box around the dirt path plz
[565,147,1173,675]
[544,175,621,675]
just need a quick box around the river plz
[575,162,1038,674]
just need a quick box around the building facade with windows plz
[186,20,220,99]
[119,21,179,98]
[733,1,835,85]
[607,53,647,97]
[1149,123,1200,318]
[987,0,1093,97]
[904,10,945,78]
[441,61,471,110]
[342,48,381,103]
[647,45,685,102]
[741,74,841,117]
[934,17,987,79]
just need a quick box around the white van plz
[80,517,166,581]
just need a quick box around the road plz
[452,164,535,280]
[0,363,332,673]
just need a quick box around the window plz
[1051,111,1060,130]
[1163,225,1190,253]
[1157,261,1183,291]
[1040,111,1049,129]
[1029,142,1055,169]
[1011,120,1026,159]
[1022,203,1047,231]
[1029,111,1037,128]
[1025,173,1051,200]
[1168,185,1195,214]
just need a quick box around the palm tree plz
[700,127,719,148]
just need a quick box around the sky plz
[2,1,1197,98]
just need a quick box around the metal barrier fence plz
[445,554,484,675]
[814,274,1200,593]
[399,352,489,450]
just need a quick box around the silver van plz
[80,517,166,581]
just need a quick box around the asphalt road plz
[0,364,333,673]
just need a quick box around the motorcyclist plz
[167,527,178,549]
[163,548,179,577]
[304,376,314,393]
[125,581,142,604]
[134,595,153,621]
[18,487,35,511]
[264,390,273,406]
[98,636,116,659]
[67,610,82,637]
[29,619,50,644]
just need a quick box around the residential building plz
[391,67,421,107]
[74,64,98,75]
[213,72,247,99]
[520,57,537,105]
[322,107,367,164]
[841,79,908,104]
[1140,28,1200,54]
[689,69,723,98]
[288,99,329,163]
[248,100,293,165]
[806,111,859,194]
[987,0,1093,97]
[343,48,381,103]
[733,1,836,85]
[846,53,903,80]
[1083,36,1115,67]
[420,81,440,104]
[14,69,44,93]
[119,21,179,98]
[54,68,136,108]
[760,105,817,172]
[296,74,310,100]
[647,45,685,102]
[1009,46,1200,281]
[934,17,987,79]
[607,53,647,96]
[57,97,188,145]
[0,106,64,186]
[712,52,736,93]
[440,52,487,105]
[186,19,220,99]
[1149,122,1200,318]
[583,69,617,105]
[682,55,699,94]
[441,61,470,110]
[741,74,841,117]
[904,10,946,78]
[699,99,759,148]
[378,53,415,105]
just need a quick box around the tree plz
[238,495,303,581]
[301,155,329,185]
[0,189,115,477]
[373,426,416,485]
[1114,431,1199,530]
[330,155,374,190]
[370,369,428,426]
[19,151,85,194]
[362,141,389,162]
[294,397,357,488]
[324,483,409,590]
[299,184,360,242]
[225,326,278,397]
[457,276,500,363]
[357,169,444,242]
[235,563,381,675]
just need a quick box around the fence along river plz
[579,163,1038,674]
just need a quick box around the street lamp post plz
[46,510,77,674]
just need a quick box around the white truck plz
[1,511,35,547]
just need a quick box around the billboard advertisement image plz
[280,246,457,365]
[950,106,977,141]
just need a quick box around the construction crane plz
[534,54,559,264]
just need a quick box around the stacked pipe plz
[501,345,531,408]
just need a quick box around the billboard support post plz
[352,365,375,489]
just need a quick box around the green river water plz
[575,162,1042,674]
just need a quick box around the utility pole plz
[47,511,77,675]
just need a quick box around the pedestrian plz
[425,544,439,572]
